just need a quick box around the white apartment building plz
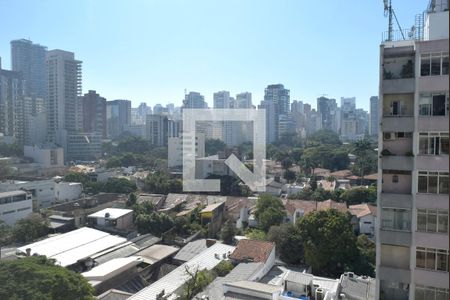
[376,1,449,299]
[24,144,64,168]
[0,191,32,225]
[168,132,205,168]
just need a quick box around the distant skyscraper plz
[260,84,290,143]
[317,96,338,132]
[11,39,47,99]
[340,97,357,140]
[236,92,252,108]
[0,65,24,141]
[46,50,82,146]
[182,92,207,109]
[106,100,131,138]
[369,96,379,136]
[80,90,107,139]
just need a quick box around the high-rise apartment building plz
[46,50,82,147]
[0,64,24,141]
[182,91,207,109]
[376,1,449,299]
[317,96,338,132]
[106,99,131,138]
[146,114,179,147]
[259,84,290,143]
[370,96,379,136]
[79,90,107,139]
[340,97,357,141]
[11,39,47,99]
[236,92,252,108]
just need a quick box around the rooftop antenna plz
[383,0,405,41]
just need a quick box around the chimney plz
[206,239,216,248]
[25,248,31,256]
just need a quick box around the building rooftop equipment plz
[88,208,133,219]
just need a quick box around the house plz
[0,190,33,225]
[172,239,215,265]
[317,179,337,191]
[312,168,331,179]
[200,201,225,236]
[87,208,134,232]
[348,203,377,237]
[329,169,353,179]
[135,193,165,209]
[224,196,257,229]
[265,177,283,196]
[284,200,317,224]
[229,239,276,278]
[317,199,348,213]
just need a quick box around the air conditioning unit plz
[384,132,395,140]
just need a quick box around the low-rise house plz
[229,239,276,279]
[225,196,257,229]
[0,190,33,225]
[200,201,225,236]
[284,200,317,224]
[339,272,376,300]
[312,168,331,179]
[265,177,283,196]
[348,203,377,237]
[136,193,165,210]
[329,169,353,179]
[87,208,134,232]
[317,199,348,213]
[317,179,337,191]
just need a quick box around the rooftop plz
[82,256,143,281]
[200,201,225,213]
[88,208,133,219]
[348,203,377,218]
[173,239,211,262]
[135,244,179,264]
[317,199,347,213]
[129,242,235,300]
[0,190,28,197]
[224,280,283,294]
[17,227,127,267]
[229,239,274,263]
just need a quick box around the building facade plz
[376,2,449,299]
[370,96,379,137]
[0,191,32,225]
[106,99,131,139]
[80,90,107,139]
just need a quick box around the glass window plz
[419,94,432,115]
[437,250,448,271]
[438,211,449,233]
[427,211,437,233]
[433,94,446,116]
[417,209,427,231]
[431,53,442,75]
[442,53,449,75]
[429,173,438,193]
[416,248,426,268]
[426,250,436,269]
[418,173,428,193]
[421,54,431,76]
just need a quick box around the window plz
[415,285,449,300]
[416,247,449,272]
[417,209,448,233]
[382,208,411,231]
[419,132,449,155]
[383,132,412,140]
[421,52,449,76]
[419,93,449,116]
[418,171,449,194]
[2,210,15,215]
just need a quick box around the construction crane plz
[383,0,405,41]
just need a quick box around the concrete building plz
[0,63,24,142]
[87,208,134,232]
[80,90,107,139]
[168,132,205,168]
[146,114,179,147]
[317,96,338,132]
[182,91,207,109]
[0,190,32,225]
[24,144,64,168]
[376,1,449,299]
[106,100,131,139]
[340,97,358,141]
[66,132,102,162]
[259,84,290,143]
[370,96,379,137]
[10,39,47,99]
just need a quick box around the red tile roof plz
[348,203,377,218]
[317,199,348,213]
[284,200,317,215]
[229,239,275,263]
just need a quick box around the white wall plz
[425,11,449,41]
[0,179,55,209]
[359,214,376,236]
[54,182,82,203]
[0,193,33,225]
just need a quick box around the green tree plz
[255,194,285,232]
[340,187,376,205]
[213,260,235,277]
[182,267,215,300]
[267,224,304,264]
[144,171,182,194]
[353,234,376,276]
[0,220,11,248]
[0,160,13,180]
[205,138,227,156]
[352,139,377,185]
[308,129,341,147]
[283,169,296,182]
[117,136,151,154]
[0,256,94,300]
[311,188,333,201]
[12,214,49,244]
[288,187,314,200]
[0,143,23,157]
[104,177,137,194]
[135,212,174,236]
[105,156,122,168]
[245,228,267,240]
[220,220,236,245]
[63,172,89,185]
[297,209,358,277]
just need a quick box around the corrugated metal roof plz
[128,243,235,300]
[173,239,208,262]
[17,227,127,267]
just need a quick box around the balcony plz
[381,117,414,132]
[414,269,449,289]
[415,231,449,250]
[416,155,449,171]
[416,193,449,210]
[382,53,415,93]
[382,173,412,194]
[382,133,413,156]
[379,230,412,246]
[382,78,415,94]
[378,266,411,283]
[418,116,449,131]
[380,193,412,209]
[381,156,414,171]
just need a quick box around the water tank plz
[315,288,324,300]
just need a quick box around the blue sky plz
[0,0,427,110]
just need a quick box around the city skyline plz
[0,0,427,110]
